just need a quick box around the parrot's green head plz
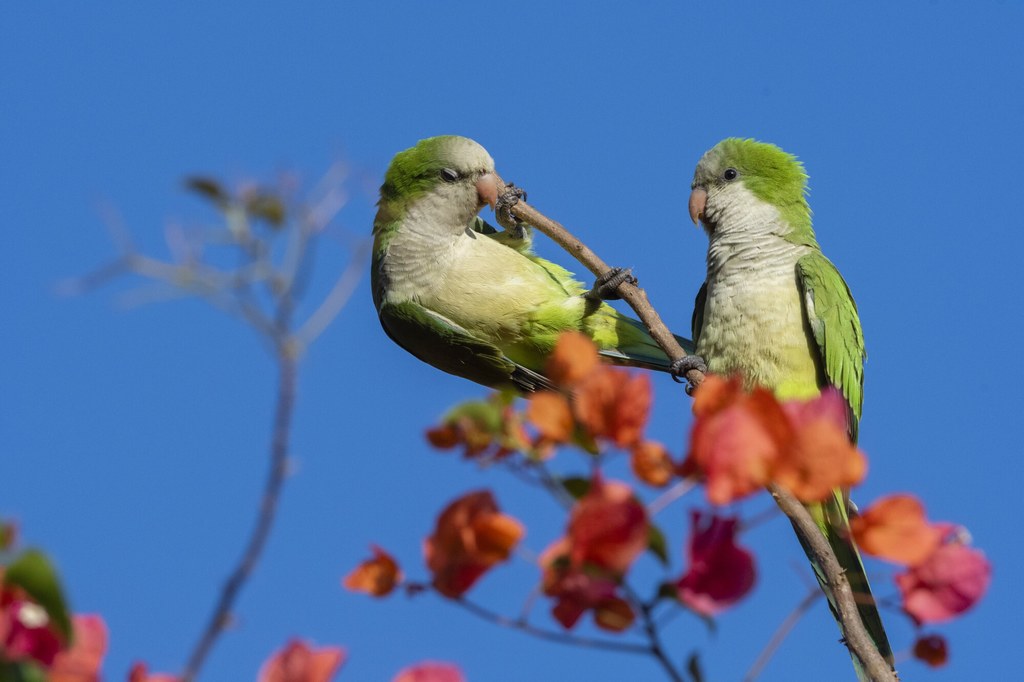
[689,138,814,245]
[378,135,498,228]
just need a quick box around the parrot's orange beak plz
[476,172,499,209]
[688,187,707,227]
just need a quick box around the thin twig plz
[496,183,705,391]
[743,589,822,682]
[181,352,297,681]
[292,239,371,351]
[451,596,652,655]
[621,583,685,682]
[647,478,698,517]
[768,485,898,682]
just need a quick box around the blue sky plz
[3,2,1021,680]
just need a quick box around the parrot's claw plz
[585,267,637,301]
[495,183,528,238]
[670,355,708,394]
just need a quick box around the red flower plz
[424,491,523,598]
[544,331,600,387]
[0,597,62,666]
[539,539,635,632]
[567,477,649,574]
[912,634,949,667]
[257,639,346,682]
[895,535,991,624]
[50,615,108,682]
[676,511,756,616]
[343,545,402,597]
[392,661,465,682]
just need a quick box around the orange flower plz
[630,440,675,487]
[683,377,867,504]
[257,640,346,682]
[392,661,465,682]
[544,332,600,387]
[49,615,107,682]
[425,395,526,461]
[574,368,652,448]
[526,392,574,444]
[567,477,649,574]
[912,634,949,667]
[343,546,402,597]
[850,494,944,565]
[424,491,524,598]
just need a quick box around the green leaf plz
[3,548,73,643]
[184,176,228,204]
[0,660,49,682]
[559,476,591,499]
[647,524,669,566]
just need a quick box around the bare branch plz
[292,238,371,352]
[495,182,705,391]
[744,589,822,682]
[768,485,897,682]
[182,353,297,682]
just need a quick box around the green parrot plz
[687,138,893,677]
[372,135,694,392]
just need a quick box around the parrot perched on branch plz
[371,135,694,392]
[686,138,893,677]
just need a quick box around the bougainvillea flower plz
[895,538,991,624]
[544,331,600,387]
[343,546,402,597]
[850,494,944,566]
[912,634,949,667]
[574,367,652,448]
[49,615,108,682]
[682,376,787,504]
[128,663,180,682]
[676,511,756,616]
[526,391,575,444]
[567,477,649,574]
[774,388,866,501]
[683,376,866,504]
[424,490,524,598]
[425,396,527,461]
[392,661,465,682]
[539,539,635,632]
[0,598,62,666]
[630,440,675,487]
[257,639,347,682]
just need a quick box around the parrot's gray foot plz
[670,355,708,394]
[585,267,637,301]
[495,183,528,239]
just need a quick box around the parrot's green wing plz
[691,281,708,345]
[378,299,555,393]
[796,252,865,440]
[795,252,893,669]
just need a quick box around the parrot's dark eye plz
[439,168,460,183]
[723,168,739,181]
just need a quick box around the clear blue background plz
[3,2,1020,680]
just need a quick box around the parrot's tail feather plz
[594,314,696,371]
[790,491,894,681]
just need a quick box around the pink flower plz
[896,537,991,624]
[676,511,756,616]
[257,639,347,682]
[392,661,465,682]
